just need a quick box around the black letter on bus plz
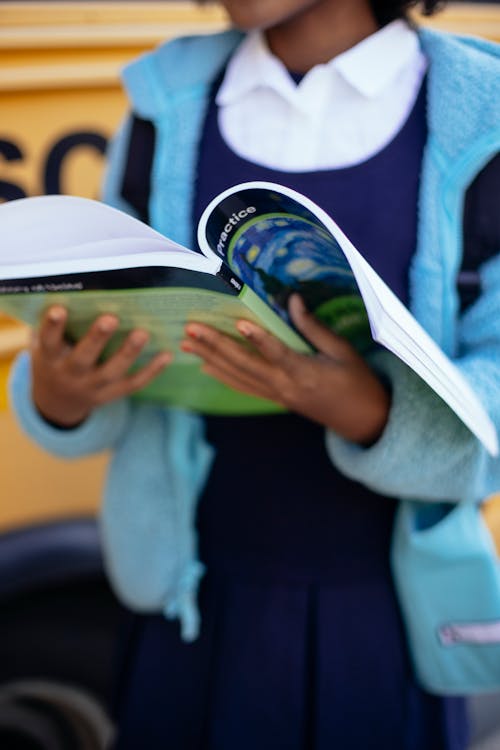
[44,132,107,194]
[0,139,27,202]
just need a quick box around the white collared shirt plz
[216,20,427,171]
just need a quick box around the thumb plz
[288,294,356,359]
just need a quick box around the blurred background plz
[0,2,500,748]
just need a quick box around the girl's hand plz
[182,294,390,445]
[31,305,172,428]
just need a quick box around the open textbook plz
[0,181,497,456]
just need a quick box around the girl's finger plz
[288,294,356,360]
[236,319,299,372]
[96,351,173,403]
[197,349,276,399]
[94,328,153,385]
[184,324,274,385]
[37,306,69,359]
[68,314,120,372]
[200,361,275,402]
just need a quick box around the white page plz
[0,195,189,262]
[0,238,220,281]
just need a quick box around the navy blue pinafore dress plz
[112,80,468,750]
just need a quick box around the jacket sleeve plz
[9,351,131,458]
[325,253,500,504]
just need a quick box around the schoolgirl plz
[10,1,500,747]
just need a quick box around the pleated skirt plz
[112,415,468,750]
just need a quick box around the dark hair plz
[372,0,445,24]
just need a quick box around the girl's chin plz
[221,0,320,32]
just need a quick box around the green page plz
[0,267,309,414]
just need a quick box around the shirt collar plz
[216,31,296,106]
[216,20,423,106]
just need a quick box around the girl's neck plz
[265,1,379,73]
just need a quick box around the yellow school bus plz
[0,2,499,528]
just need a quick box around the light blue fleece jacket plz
[9,28,500,640]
